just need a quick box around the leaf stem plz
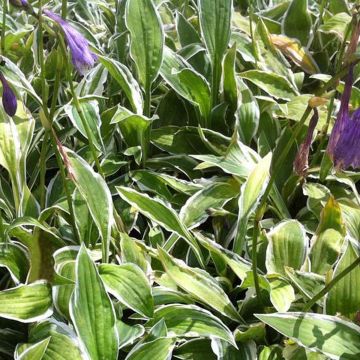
[1,0,7,55]
[61,0,67,18]
[303,255,360,312]
[144,82,151,117]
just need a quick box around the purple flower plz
[0,72,17,117]
[294,108,319,176]
[327,66,360,170]
[9,0,28,7]
[44,10,97,75]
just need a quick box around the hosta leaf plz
[256,312,360,359]
[118,321,145,349]
[64,100,104,153]
[116,186,204,266]
[149,304,237,346]
[326,240,360,319]
[240,70,297,100]
[0,241,29,283]
[199,0,232,62]
[53,261,75,320]
[125,337,175,360]
[309,197,346,275]
[70,245,119,360]
[223,43,238,112]
[16,320,83,360]
[0,103,35,215]
[120,234,150,273]
[234,152,272,253]
[99,263,154,318]
[195,232,252,281]
[282,0,312,45]
[199,0,232,104]
[98,55,143,114]
[174,339,216,360]
[158,248,242,322]
[125,0,164,90]
[112,113,153,162]
[0,282,52,322]
[192,137,259,178]
[72,189,98,248]
[285,268,325,301]
[160,47,211,121]
[268,277,295,312]
[236,78,260,145]
[319,12,352,39]
[180,181,239,228]
[212,339,257,360]
[65,149,113,262]
[266,220,307,275]
[16,338,50,360]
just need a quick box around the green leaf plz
[66,149,113,262]
[256,312,360,359]
[180,180,239,228]
[16,338,50,360]
[160,47,211,121]
[0,242,29,283]
[116,186,204,267]
[149,304,237,346]
[118,321,145,349]
[120,234,150,273]
[319,12,352,39]
[174,339,217,360]
[266,220,307,275]
[0,103,35,215]
[282,0,312,45]
[240,70,298,100]
[158,248,242,322]
[70,245,119,360]
[195,232,252,281]
[99,263,154,318]
[199,0,232,104]
[223,43,238,112]
[268,276,295,312]
[125,0,164,90]
[326,240,360,319]
[236,79,260,145]
[234,152,272,253]
[125,337,175,360]
[64,100,104,153]
[285,268,325,302]
[112,111,153,162]
[309,197,346,275]
[53,260,75,319]
[192,137,259,178]
[0,282,52,322]
[17,319,83,360]
[98,55,143,114]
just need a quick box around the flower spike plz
[294,108,319,177]
[326,20,360,170]
[0,72,17,117]
[44,10,97,75]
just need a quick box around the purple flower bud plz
[294,108,319,176]
[326,23,360,170]
[44,10,97,75]
[327,66,360,170]
[9,0,28,7]
[0,72,17,117]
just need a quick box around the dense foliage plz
[1,0,360,359]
